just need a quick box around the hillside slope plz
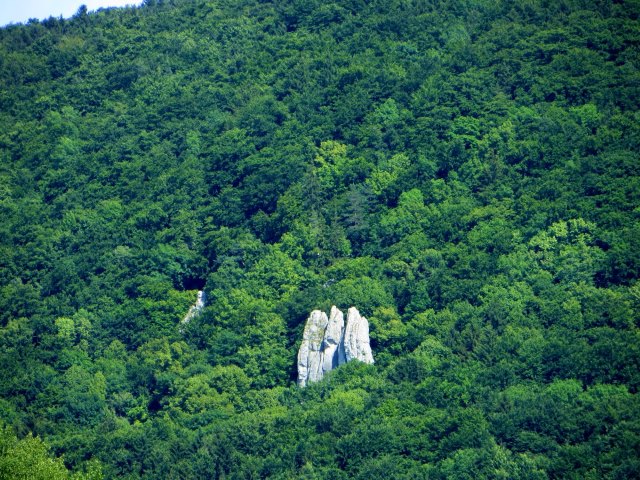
[1,0,639,478]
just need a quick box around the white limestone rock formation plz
[344,307,374,364]
[181,290,206,326]
[297,306,373,387]
[322,306,346,372]
[297,310,329,387]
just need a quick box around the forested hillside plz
[1,0,639,478]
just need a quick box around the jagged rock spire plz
[323,306,346,372]
[297,310,329,387]
[297,306,373,387]
[344,306,374,364]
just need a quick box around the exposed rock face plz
[297,310,329,387]
[181,290,206,326]
[344,307,375,364]
[323,306,346,372]
[297,306,373,387]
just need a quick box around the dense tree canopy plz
[1,0,639,478]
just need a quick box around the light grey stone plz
[297,310,329,387]
[297,305,373,387]
[322,305,345,373]
[181,290,206,326]
[344,307,374,364]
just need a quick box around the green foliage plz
[0,0,639,478]
[0,423,102,479]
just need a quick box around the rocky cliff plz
[297,306,373,387]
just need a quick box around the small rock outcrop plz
[344,307,374,364]
[297,309,328,387]
[297,306,373,387]
[323,306,346,372]
[181,290,206,326]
